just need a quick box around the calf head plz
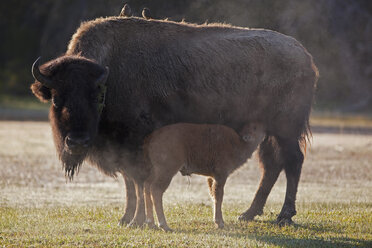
[240,122,265,147]
[31,55,109,179]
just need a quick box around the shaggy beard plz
[61,150,86,180]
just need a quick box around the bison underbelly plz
[151,92,267,130]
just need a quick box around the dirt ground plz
[0,121,371,211]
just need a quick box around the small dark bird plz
[142,7,152,19]
[120,3,132,17]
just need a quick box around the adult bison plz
[31,16,318,226]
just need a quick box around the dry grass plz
[311,112,372,128]
[0,121,371,247]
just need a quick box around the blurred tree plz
[1,0,371,111]
[0,0,54,95]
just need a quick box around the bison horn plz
[32,57,54,89]
[95,66,109,86]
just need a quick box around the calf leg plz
[144,180,156,228]
[238,136,283,221]
[208,177,227,228]
[151,187,170,231]
[151,177,174,232]
[276,138,304,225]
[119,174,137,226]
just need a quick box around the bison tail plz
[299,119,312,157]
[300,58,318,157]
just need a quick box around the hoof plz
[145,220,157,229]
[215,221,224,229]
[238,208,263,222]
[276,216,294,226]
[277,207,296,226]
[127,218,145,228]
[118,216,131,226]
[238,212,255,222]
[159,223,173,232]
[127,221,140,228]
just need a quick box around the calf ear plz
[242,135,251,142]
[31,81,51,102]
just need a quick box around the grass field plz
[0,121,371,247]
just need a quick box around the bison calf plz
[143,123,265,231]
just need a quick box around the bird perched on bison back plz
[142,8,152,19]
[119,3,131,17]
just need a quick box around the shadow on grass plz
[174,220,370,248]
[250,234,370,248]
[254,219,346,234]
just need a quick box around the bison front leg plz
[119,173,137,226]
[128,181,146,227]
[238,136,283,222]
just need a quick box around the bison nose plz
[65,135,91,149]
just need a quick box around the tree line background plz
[1,0,371,112]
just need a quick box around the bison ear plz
[95,66,109,86]
[31,81,51,102]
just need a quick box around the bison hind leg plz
[238,134,305,225]
[238,136,283,222]
[276,137,304,226]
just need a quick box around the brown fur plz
[65,16,317,145]
[142,123,265,230]
[31,16,318,226]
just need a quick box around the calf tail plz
[207,177,215,199]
